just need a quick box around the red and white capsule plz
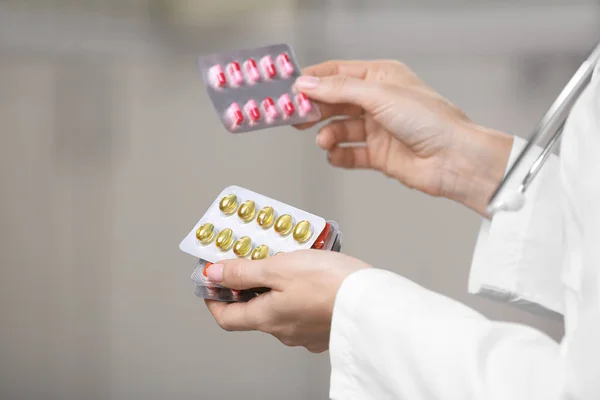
[278,94,295,117]
[276,53,294,77]
[244,58,261,83]
[208,65,227,88]
[244,99,261,123]
[227,102,244,129]
[262,97,278,120]
[260,55,277,79]
[226,61,244,86]
[295,93,312,115]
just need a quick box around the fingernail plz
[206,263,224,282]
[294,76,319,89]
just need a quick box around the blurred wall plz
[0,1,599,399]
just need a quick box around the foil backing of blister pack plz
[198,43,321,133]
[193,220,342,302]
[195,284,261,303]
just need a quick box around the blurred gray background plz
[0,1,598,399]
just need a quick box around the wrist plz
[441,123,514,217]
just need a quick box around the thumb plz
[206,258,276,290]
[293,75,387,113]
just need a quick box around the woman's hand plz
[293,60,513,217]
[204,250,371,353]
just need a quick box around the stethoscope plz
[487,42,600,215]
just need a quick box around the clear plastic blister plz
[179,185,327,263]
[192,220,343,302]
[198,43,321,133]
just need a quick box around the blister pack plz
[179,185,328,263]
[198,43,321,133]
[179,185,343,302]
[191,221,343,302]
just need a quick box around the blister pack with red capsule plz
[191,221,342,302]
[198,43,321,133]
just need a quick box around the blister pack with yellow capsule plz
[179,185,343,302]
[191,220,342,302]
[179,185,328,262]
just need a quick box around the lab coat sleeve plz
[329,54,600,400]
[469,136,565,317]
[557,63,600,399]
[329,268,565,400]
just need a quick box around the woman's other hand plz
[294,60,513,216]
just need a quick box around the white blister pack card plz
[179,185,326,263]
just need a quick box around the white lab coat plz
[329,65,600,399]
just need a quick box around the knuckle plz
[377,60,417,84]
[378,59,408,73]
[249,307,271,332]
[260,258,281,283]
[307,346,324,354]
[327,151,339,166]
[273,327,299,347]
[216,316,234,332]
[331,120,347,138]
[279,336,298,348]
[329,75,350,93]
[226,261,244,288]
[388,59,408,70]
[330,154,345,168]
[253,315,269,332]
[321,60,341,74]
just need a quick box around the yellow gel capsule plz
[256,206,275,229]
[238,200,256,222]
[233,236,253,258]
[251,245,270,260]
[196,223,216,244]
[274,214,293,236]
[219,194,238,215]
[215,228,234,251]
[293,220,313,243]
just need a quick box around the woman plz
[204,60,600,399]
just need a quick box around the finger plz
[294,60,416,130]
[317,118,366,151]
[293,60,391,131]
[293,75,387,116]
[301,59,420,92]
[205,300,263,332]
[327,145,370,170]
[301,60,373,80]
[205,258,281,291]
[293,100,362,131]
